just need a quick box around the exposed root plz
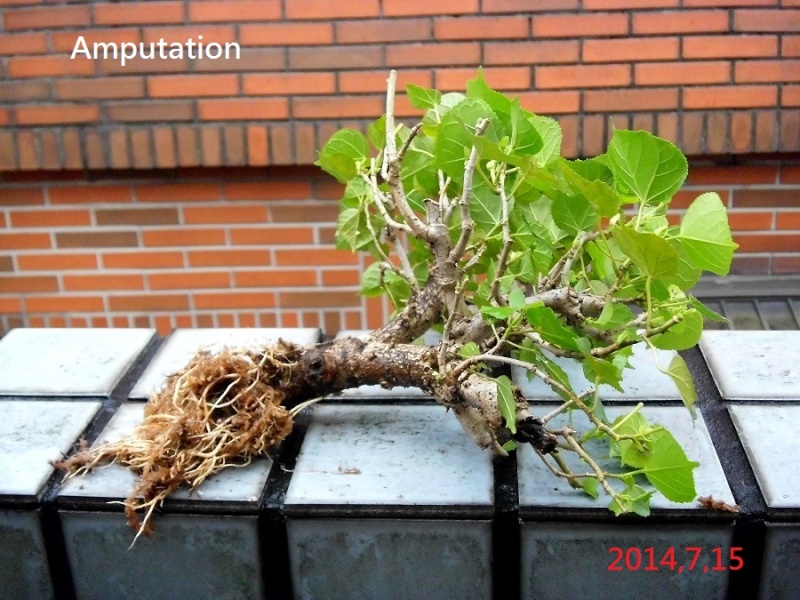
[56,342,298,543]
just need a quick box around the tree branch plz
[449,118,489,263]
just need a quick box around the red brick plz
[0,298,23,314]
[784,36,800,57]
[726,211,774,231]
[26,295,104,313]
[683,86,778,109]
[8,55,94,78]
[93,2,184,25]
[234,270,318,287]
[734,233,800,252]
[56,77,145,100]
[199,126,222,167]
[322,270,360,287]
[483,0,578,10]
[4,6,89,30]
[785,86,800,108]
[384,0,476,15]
[240,22,333,46]
[10,209,91,228]
[687,0,777,4]
[732,189,796,207]
[585,0,677,6]
[338,70,432,94]
[229,227,314,245]
[736,60,800,84]
[142,25,235,45]
[198,98,288,121]
[50,185,131,204]
[0,233,50,249]
[281,290,360,308]
[14,104,98,126]
[0,275,58,293]
[188,0,281,22]
[102,251,184,269]
[247,126,269,166]
[183,204,268,224]
[583,37,679,62]
[142,228,226,247]
[149,271,230,290]
[18,253,97,271]
[688,165,777,185]
[289,46,381,70]
[777,212,800,230]
[192,48,284,73]
[387,43,481,67]
[774,255,800,274]
[51,28,141,52]
[336,19,430,44]
[194,292,276,309]
[293,96,383,119]
[434,15,528,40]
[731,111,754,153]
[483,40,580,65]
[243,73,335,95]
[0,188,44,205]
[635,61,730,86]
[109,294,190,311]
[436,67,530,91]
[536,64,630,89]
[224,181,312,201]
[0,32,47,54]
[533,13,628,38]
[188,249,271,267]
[275,248,358,266]
[107,102,194,123]
[136,183,220,202]
[63,274,144,291]
[584,88,679,112]
[148,74,239,98]
[99,56,190,76]
[734,9,800,32]
[285,0,379,19]
[632,10,728,34]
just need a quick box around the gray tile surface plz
[285,404,493,506]
[0,328,154,396]
[0,510,53,600]
[129,327,320,399]
[61,512,263,600]
[700,331,800,400]
[728,404,800,508]
[518,405,734,510]
[288,519,491,600]
[58,403,271,503]
[513,344,682,402]
[331,330,440,398]
[521,522,733,600]
[0,400,101,498]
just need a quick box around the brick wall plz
[1,1,799,334]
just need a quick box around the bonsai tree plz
[60,70,737,541]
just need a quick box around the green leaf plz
[509,99,543,156]
[561,165,621,218]
[401,135,437,196]
[551,194,598,236]
[530,114,562,166]
[651,309,703,351]
[470,183,503,233]
[609,479,653,517]
[435,98,498,183]
[607,130,688,206]
[581,478,600,499]
[613,227,680,278]
[496,375,517,434]
[406,83,442,109]
[501,440,518,452]
[367,115,386,150]
[592,302,635,331]
[565,156,614,186]
[508,288,527,310]
[678,192,738,276]
[525,304,582,351]
[582,355,624,392]
[640,430,699,503]
[360,262,383,297]
[458,342,481,359]
[316,129,369,183]
[666,239,703,291]
[689,295,728,324]
[481,304,516,320]
[665,354,698,419]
